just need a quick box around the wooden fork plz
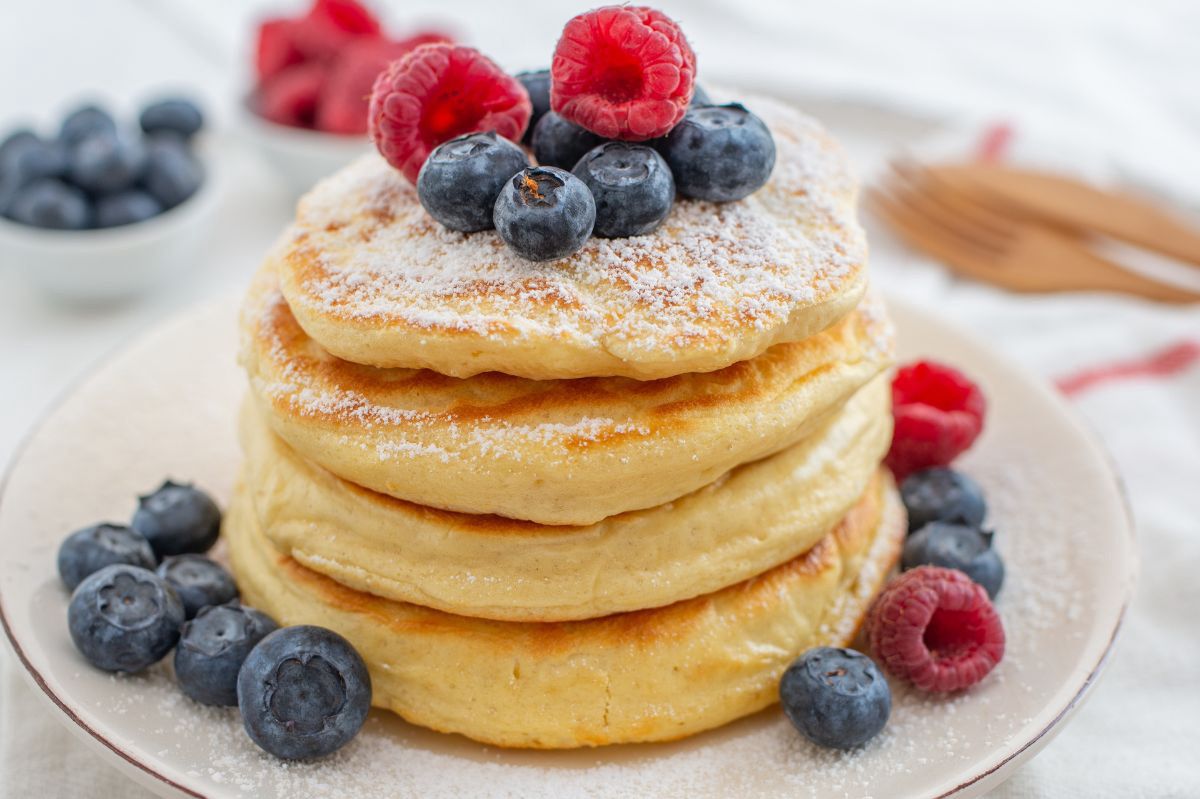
[868,164,1200,304]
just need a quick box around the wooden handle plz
[927,165,1200,267]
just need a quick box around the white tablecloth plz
[2,1,1198,796]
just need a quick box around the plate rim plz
[0,293,1138,799]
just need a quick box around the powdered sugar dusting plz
[280,96,866,360]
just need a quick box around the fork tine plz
[899,161,1034,236]
[865,188,1005,284]
[884,162,1013,252]
[892,158,1022,237]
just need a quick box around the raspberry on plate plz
[551,5,696,140]
[368,44,531,183]
[886,360,987,481]
[867,566,1005,693]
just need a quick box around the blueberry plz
[95,190,162,228]
[494,166,595,262]
[531,112,606,170]
[141,137,203,209]
[572,142,674,238]
[57,523,156,592]
[131,480,221,558]
[516,69,551,145]
[0,128,39,165]
[156,554,238,618]
[67,564,185,673]
[900,467,987,533]
[659,103,775,202]
[175,603,277,706]
[69,133,146,194]
[0,176,17,217]
[60,105,117,148]
[139,98,205,139]
[237,625,372,760]
[902,522,1005,598]
[780,647,891,750]
[689,84,712,108]
[417,132,529,233]
[2,136,68,186]
[5,179,91,229]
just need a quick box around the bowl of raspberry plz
[240,0,451,198]
[0,97,219,305]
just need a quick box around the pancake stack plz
[227,97,906,749]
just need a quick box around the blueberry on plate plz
[69,133,146,195]
[67,564,185,673]
[237,625,372,760]
[659,103,775,202]
[531,112,606,170]
[175,603,277,706]
[417,132,529,233]
[573,142,674,238]
[131,480,221,558]
[141,137,203,209]
[57,523,156,591]
[902,521,1005,598]
[95,190,162,228]
[59,104,117,148]
[515,70,551,145]
[494,166,595,262]
[5,179,91,229]
[156,554,238,618]
[139,98,205,140]
[689,83,712,108]
[900,467,987,533]
[780,646,891,750]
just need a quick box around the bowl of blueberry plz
[0,97,216,304]
[240,0,450,198]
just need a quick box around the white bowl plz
[237,99,371,199]
[0,164,222,305]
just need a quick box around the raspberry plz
[257,64,326,128]
[867,566,1005,693]
[550,6,696,141]
[886,360,986,482]
[255,18,306,82]
[318,35,450,135]
[307,0,381,37]
[368,44,531,183]
[254,0,380,83]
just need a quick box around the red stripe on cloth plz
[1056,340,1200,396]
[976,122,1015,163]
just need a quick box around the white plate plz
[0,295,1135,799]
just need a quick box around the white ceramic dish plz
[0,160,221,305]
[237,100,370,200]
[0,295,1135,799]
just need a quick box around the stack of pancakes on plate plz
[227,97,906,749]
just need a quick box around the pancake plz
[272,96,868,380]
[239,374,891,621]
[241,264,892,525]
[225,470,905,749]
